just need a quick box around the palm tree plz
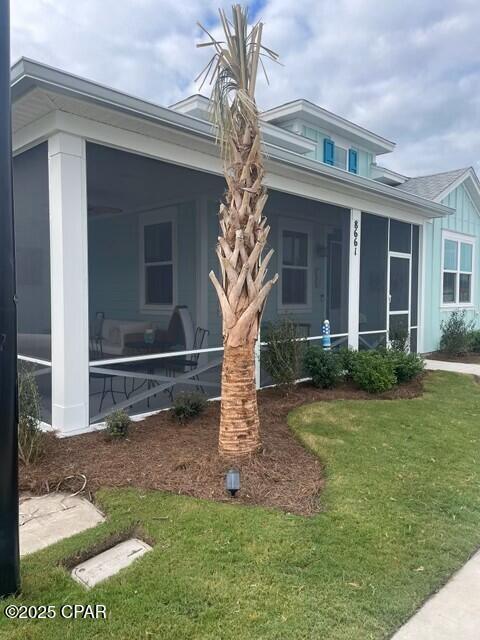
[197,5,279,456]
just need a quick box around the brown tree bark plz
[209,125,278,458]
[197,5,280,457]
[219,344,260,455]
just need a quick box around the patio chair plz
[89,333,128,413]
[153,305,195,352]
[90,311,105,353]
[163,327,210,399]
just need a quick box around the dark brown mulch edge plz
[426,351,480,365]
[20,376,425,517]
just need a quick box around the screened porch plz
[85,143,350,423]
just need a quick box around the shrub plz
[262,319,304,387]
[172,392,207,423]
[389,328,409,353]
[105,409,131,439]
[304,347,342,389]
[18,365,45,465]
[387,350,425,384]
[439,310,474,355]
[469,330,480,353]
[337,347,357,378]
[350,351,397,393]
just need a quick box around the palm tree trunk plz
[219,343,260,455]
[197,5,280,457]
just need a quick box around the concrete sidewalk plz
[425,359,480,376]
[392,550,480,639]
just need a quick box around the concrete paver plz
[71,538,152,588]
[20,493,105,556]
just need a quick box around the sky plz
[11,0,480,177]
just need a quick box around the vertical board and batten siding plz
[423,183,480,352]
[88,201,197,330]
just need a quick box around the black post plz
[0,0,20,597]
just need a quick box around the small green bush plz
[172,392,207,423]
[262,319,304,387]
[18,365,45,465]
[304,347,342,389]
[440,310,474,355]
[387,350,425,384]
[105,409,131,439]
[350,351,397,393]
[389,328,409,353]
[469,330,480,353]
[337,347,357,378]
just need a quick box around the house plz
[11,58,480,437]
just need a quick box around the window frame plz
[441,230,475,309]
[139,208,177,314]
[278,219,312,312]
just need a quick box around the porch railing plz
[88,332,349,425]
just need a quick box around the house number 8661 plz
[353,219,359,255]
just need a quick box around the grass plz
[2,371,480,639]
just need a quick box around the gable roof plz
[262,99,396,155]
[397,168,469,200]
[397,167,480,214]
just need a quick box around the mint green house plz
[10,59,480,435]
[397,169,480,353]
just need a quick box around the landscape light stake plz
[225,468,241,497]
[0,0,21,597]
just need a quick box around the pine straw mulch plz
[20,377,424,516]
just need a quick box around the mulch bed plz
[20,378,424,516]
[426,351,480,365]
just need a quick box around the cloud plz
[11,0,480,176]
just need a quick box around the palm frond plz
[197,4,279,160]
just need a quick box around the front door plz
[388,254,411,346]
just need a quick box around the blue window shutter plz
[348,149,358,174]
[323,138,334,165]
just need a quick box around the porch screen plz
[261,192,350,339]
[13,143,51,360]
[359,213,388,333]
[13,142,52,424]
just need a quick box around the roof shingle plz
[397,168,468,201]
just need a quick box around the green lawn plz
[2,372,480,640]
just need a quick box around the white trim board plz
[12,107,452,223]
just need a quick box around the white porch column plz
[48,133,89,435]
[348,209,361,350]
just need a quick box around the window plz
[442,233,474,305]
[281,229,309,307]
[142,220,174,307]
[333,146,347,170]
[323,138,353,171]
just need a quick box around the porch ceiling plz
[87,143,224,213]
